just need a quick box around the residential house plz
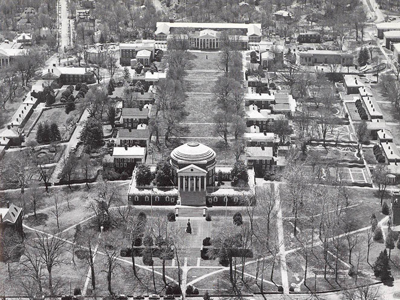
[0,48,27,68]
[245,146,277,177]
[111,145,146,171]
[0,125,22,146]
[377,129,393,144]
[245,105,285,132]
[0,203,23,237]
[243,132,278,147]
[274,10,293,35]
[119,40,155,66]
[383,31,400,49]
[42,67,96,85]
[14,33,32,46]
[297,32,321,43]
[361,95,383,119]
[344,75,363,94]
[119,108,150,128]
[376,22,400,39]
[116,128,149,147]
[381,141,400,163]
[136,49,152,66]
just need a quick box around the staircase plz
[179,191,206,206]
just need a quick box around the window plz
[166,196,170,202]
[213,196,218,202]
[145,196,149,201]
[224,196,228,203]
[155,196,160,201]
[234,197,238,202]
[134,196,139,201]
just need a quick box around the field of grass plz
[187,52,221,71]
[345,102,361,121]
[183,94,215,123]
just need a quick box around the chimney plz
[384,133,386,138]
[7,125,10,129]
[392,151,393,155]
[129,128,131,132]
[7,201,9,208]
[11,123,13,128]
[48,68,50,72]
[263,131,267,136]
[258,108,261,112]
[261,145,265,150]
[139,107,142,111]
[124,144,128,150]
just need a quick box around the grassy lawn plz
[379,102,400,123]
[185,78,217,93]
[184,94,215,123]
[363,147,378,165]
[187,51,221,71]
[180,124,215,137]
[386,124,400,145]
[345,102,361,121]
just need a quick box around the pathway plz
[273,182,289,294]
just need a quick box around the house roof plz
[0,204,22,224]
[367,119,386,130]
[121,108,149,118]
[155,22,261,35]
[246,146,274,159]
[383,30,400,38]
[377,129,393,142]
[244,93,275,101]
[15,32,32,41]
[54,67,91,75]
[0,127,19,138]
[376,22,400,30]
[393,43,400,53]
[362,95,383,118]
[117,128,149,139]
[344,75,363,88]
[112,146,146,157]
[381,141,400,161]
[359,86,373,97]
[247,24,261,36]
[271,103,291,112]
[0,137,10,146]
[244,132,276,142]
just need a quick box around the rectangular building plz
[298,50,354,66]
[384,31,400,49]
[376,22,400,39]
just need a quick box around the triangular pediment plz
[177,164,207,174]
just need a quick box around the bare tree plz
[29,231,67,295]
[50,195,65,231]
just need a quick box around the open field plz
[346,102,362,121]
[187,51,221,71]
[184,94,215,123]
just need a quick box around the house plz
[244,93,275,108]
[110,87,156,106]
[383,31,400,49]
[376,22,400,39]
[245,105,285,132]
[361,95,383,119]
[393,43,400,63]
[0,48,27,68]
[297,32,321,43]
[243,132,278,147]
[274,10,293,35]
[245,146,277,177]
[154,22,262,50]
[42,67,96,85]
[111,145,146,171]
[119,108,150,128]
[14,33,32,46]
[381,141,400,163]
[344,75,363,94]
[0,125,22,146]
[298,50,354,66]
[84,44,108,64]
[367,119,386,140]
[119,40,155,66]
[377,129,393,144]
[136,49,152,66]
[116,128,149,147]
[0,203,23,237]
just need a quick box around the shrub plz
[377,155,386,163]
[80,84,89,93]
[186,285,196,295]
[203,237,211,246]
[74,287,81,295]
[75,83,82,91]
[142,249,153,266]
[143,235,153,247]
[121,171,129,180]
[374,227,383,242]
[62,89,72,98]
[193,288,199,295]
[166,283,182,295]
[167,212,176,222]
[233,212,243,226]
[65,100,75,114]
[371,215,378,232]
[382,202,390,215]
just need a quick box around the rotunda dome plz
[170,142,216,165]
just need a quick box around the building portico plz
[177,164,208,191]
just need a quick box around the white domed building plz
[170,142,216,191]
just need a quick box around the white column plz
[198,176,201,191]
[178,176,181,190]
[194,176,196,192]
[188,176,191,192]
[183,176,186,191]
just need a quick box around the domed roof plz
[171,142,216,164]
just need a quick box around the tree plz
[65,100,76,114]
[358,47,369,67]
[373,164,389,205]
[231,160,249,187]
[60,153,77,187]
[104,50,118,78]
[356,120,369,157]
[80,117,103,151]
[13,49,45,86]
[373,249,392,281]
[155,161,174,187]
[214,111,231,145]
[50,123,61,142]
[36,123,44,143]
[136,164,153,186]
[107,105,116,128]
[374,227,383,242]
[0,67,19,109]
[123,67,131,81]
[382,201,390,215]
[272,117,293,145]
[233,212,243,226]
[29,231,67,295]
[81,154,93,188]
[50,195,64,231]
[2,149,34,194]
[101,233,121,296]
[386,229,396,259]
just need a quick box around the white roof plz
[344,75,364,88]
[54,67,90,75]
[145,71,167,81]
[137,49,152,57]
[383,30,400,38]
[155,22,261,35]
[0,48,27,57]
[362,96,383,118]
[381,142,400,161]
[244,132,276,141]
[245,93,275,101]
[377,129,393,141]
[247,24,261,36]
[113,146,146,157]
[393,43,400,52]
[376,22,400,30]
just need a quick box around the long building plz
[297,50,354,66]
[376,22,400,39]
[155,22,262,50]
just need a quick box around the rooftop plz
[0,204,22,224]
[246,146,274,158]
[376,22,400,30]
[361,95,383,118]
[383,30,400,38]
[243,132,276,141]
[113,146,146,157]
[155,22,262,35]
[377,129,394,142]
[117,128,149,139]
[344,75,364,88]
[381,141,400,161]
[171,142,216,165]
[121,108,149,118]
